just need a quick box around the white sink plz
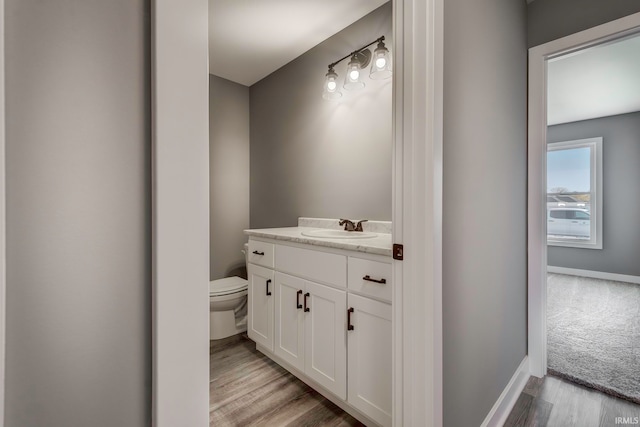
[301,229,377,239]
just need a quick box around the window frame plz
[547,137,603,249]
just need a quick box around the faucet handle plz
[355,220,368,232]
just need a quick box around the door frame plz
[151,1,211,426]
[152,0,444,425]
[527,11,640,378]
[392,0,444,425]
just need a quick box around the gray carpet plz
[547,273,640,404]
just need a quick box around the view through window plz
[547,137,602,248]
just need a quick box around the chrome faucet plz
[339,219,368,232]
[339,219,356,231]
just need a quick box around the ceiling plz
[547,34,640,125]
[209,0,388,86]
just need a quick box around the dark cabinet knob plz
[363,275,387,284]
[303,293,310,312]
[347,307,354,331]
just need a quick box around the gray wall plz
[528,0,640,47]
[5,1,151,426]
[210,75,250,280]
[548,112,640,277]
[442,0,528,425]
[249,3,392,228]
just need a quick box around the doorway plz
[527,11,640,404]
[545,35,640,401]
[208,2,392,424]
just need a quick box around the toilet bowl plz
[209,244,249,340]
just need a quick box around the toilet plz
[209,244,249,340]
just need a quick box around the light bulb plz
[370,39,392,80]
[344,54,365,90]
[323,67,342,99]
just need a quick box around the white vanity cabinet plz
[247,263,275,351]
[274,272,306,371]
[247,237,391,427]
[274,272,348,398]
[347,294,392,427]
[304,279,347,398]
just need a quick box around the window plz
[547,137,603,249]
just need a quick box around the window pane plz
[548,147,591,193]
[547,146,591,241]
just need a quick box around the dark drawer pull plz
[266,279,272,296]
[296,290,303,309]
[363,275,386,284]
[253,250,265,256]
[347,307,354,331]
[303,293,310,312]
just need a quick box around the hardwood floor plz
[212,335,640,426]
[210,334,364,427]
[505,375,640,427]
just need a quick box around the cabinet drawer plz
[275,244,346,288]
[347,257,392,302]
[248,240,275,268]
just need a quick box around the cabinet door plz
[247,264,275,352]
[347,294,392,427]
[304,280,347,399]
[274,272,305,371]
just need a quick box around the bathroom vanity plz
[245,218,393,427]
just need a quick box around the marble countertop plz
[244,226,392,257]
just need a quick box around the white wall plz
[547,112,640,276]
[528,0,640,47]
[249,3,392,228]
[5,1,150,425]
[0,0,6,422]
[209,75,250,280]
[442,0,528,424]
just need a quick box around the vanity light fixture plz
[322,35,392,100]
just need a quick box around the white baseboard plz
[547,266,640,285]
[480,356,530,427]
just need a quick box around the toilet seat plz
[210,276,248,297]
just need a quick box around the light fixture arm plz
[327,36,386,70]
